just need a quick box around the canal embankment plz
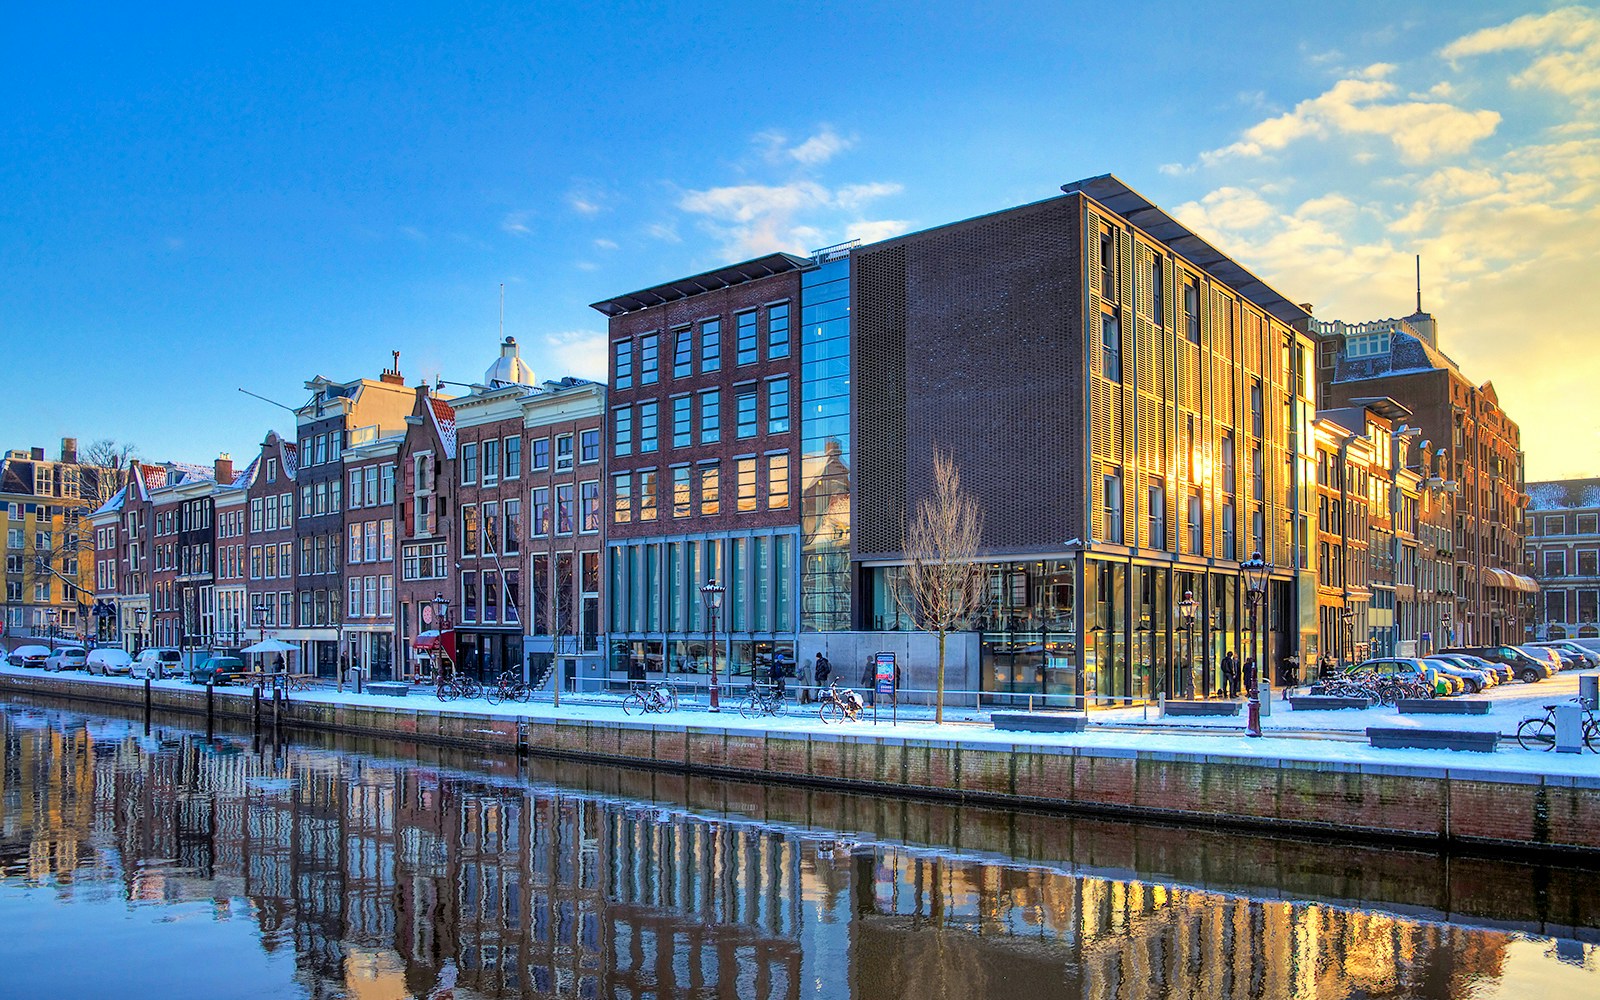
[4,666,1598,856]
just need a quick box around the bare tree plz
[891,450,985,725]
[79,439,138,507]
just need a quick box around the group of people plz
[1215,650,1302,698]
[787,652,901,705]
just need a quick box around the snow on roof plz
[428,395,458,459]
[279,440,298,480]
[91,485,128,516]
[1528,478,1600,511]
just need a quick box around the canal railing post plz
[206,681,215,739]
[253,683,262,731]
[143,676,152,734]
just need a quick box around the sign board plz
[874,651,896,698]
[1421,631,1432,644]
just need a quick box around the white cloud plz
[1200,65,1500,167]
[677,177,903,258]
[501,212,533,236]
[757,126,855,166]
[565,186,607,215]
[1443,6,1600,104]
[645,223,681,243]
[593,238,618,251]
[538,330,608,382]
[844,219,910,244]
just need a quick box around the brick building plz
[210,456,252,648]
[340,431,401,679]
[245,432,298,659]
[593,255,806,690]
[1526,478,1600,639]
[1313,311,1536,644]
[396,385,458,679]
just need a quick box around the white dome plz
[485,336,536,387]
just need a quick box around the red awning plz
[413,630,444,650]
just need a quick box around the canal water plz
[2,700,1598,1000]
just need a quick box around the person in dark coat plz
[814,652,832,688]
[769,656,786,697]
[1282,653,1300,692]
[1242,655,1258,698]
[1220,650,1238,698]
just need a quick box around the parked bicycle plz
[486,669,534,705]
[1516,701,1599,752]
[435,669,482,702]
[623,680,678,716]
[740,682,785,719]
[818,682,864,724]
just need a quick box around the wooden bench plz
[285,673,319,691]
[367,681,411,698]
[1396,698,1492,715]
[1289,695,1374,711]
[1366,727,1500,752]
[1164,700,1240,717]
[992,712,1087,733]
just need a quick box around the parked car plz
[1350,657,1455,696]
[131,648,183,680]
[1437,645,1553,684]
[86,648,134,676]
[44,647,89,672]
[1432,652,1514,684]
[1532,640,1600,668]
[191,656,248,686]
[7,644,51,668]
[1421,657,1495,694]
[1516,645,1565,675]
[1559,636,1600,659]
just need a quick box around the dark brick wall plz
[855,196,1085,559]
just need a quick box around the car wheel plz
[1521,668,1539,684]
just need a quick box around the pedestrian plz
[814,651,832,690]
[273,652,285,675]
[1243,655,1258,698]
[1221,650,1238,698]
[861,659,876,706]
[798,654,814,704]
[1283,652,1300,693]
[769,656,786,697]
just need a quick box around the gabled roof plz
[278,438,298,480]
[1061,174,1311,327]
[428,396,458,459]
[589,252,816,318]
[92,485,128,517]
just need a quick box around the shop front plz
[454,627,523,684]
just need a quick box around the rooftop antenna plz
[1415,254,1422,314]
[499,282,505,340]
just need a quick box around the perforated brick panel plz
[855,245,908,556]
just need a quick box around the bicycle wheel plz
[1584,718,1598,753]
[486,684,505,705]
[819,700,843,725]
[461,677,483,699]
[661,687,678,713]
[516,683,534,704]
[740,694,760,720]
[622,692,647,716]
[436,683,456,703]
[1516,718,1556,751]
[764,694,783,717]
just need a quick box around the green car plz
[191,656,248,686]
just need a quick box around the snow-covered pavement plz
[4,662,1598,780]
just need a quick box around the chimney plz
[380,350,405,385]
[214,454,234,483]
[30,446,44,461]
[61,437,78,463]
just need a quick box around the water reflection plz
[2,702,1598,1000]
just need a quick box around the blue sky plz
[3,2,1596,477]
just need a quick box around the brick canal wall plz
[5,671,1598,856]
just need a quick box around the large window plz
[581,481,600,532]
[737,458,757,512]
[699,464,719,516]
[640,332,659,385]
[768,377,790,434]
[613,474,632,524]
[672,326,692,379]
[1148,482,1166,549]
[1104,470,1123,544]
[672,396,692,448]
[700,389,720,443]
[639,402,659,453]
[532,487,550,536]
[556,484,574,534]
[1101,312,1121,382]
[580,428,600,464]
[461,442,478,484]
[639,470,658,521]
[504,437,522,479]
[482,438,501,484]
[736,311,758,365]
[700,319,721,372]
[1184,277,1200,344]
[672,467,691,518]
[614,339,633,389]
[768,452,790,509]
[736,390,757,438]
[613,407,633,456]
[767,302,790,359]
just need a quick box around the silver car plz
[44,647,89,672]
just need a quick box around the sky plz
[2,2,1596,480]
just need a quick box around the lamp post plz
[433,592,453,679]
[1341,606,1356,667]
[133,608,147,656]
[1178,590,1197,699]
[1441,608,1453,647]
[45,608,58,655]
[1240,551,1268,738]
[700,579,725,712]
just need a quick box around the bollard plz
[206,682,215,739]
[143,677,152,734]
[1260,685,1272,718]
[273,686,282,730]
[1158,692,1166,718]
[253,685,262,730]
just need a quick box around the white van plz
[132,648,183,680]
[87,648,134,676]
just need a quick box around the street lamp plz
[700,579,726,712]
[133,608,147,656]
[45,608,58,655]
[1341,606,1356,667]
[1178,589,1197,699]
[1440,608,1453,646]
[1240,551,1268,738]
[433,592,453,679]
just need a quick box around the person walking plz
[769,656,786,698]
[1221,649,1238,698]
[814,652,832,694]
[1242,655,1258,699]
[798,654,814,704]
[1283,652,1300,694]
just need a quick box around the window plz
[768,377,790,434]
[614,339,633,389]
[1099,226,1116,298]
[266,458,277,483]
[329,432,340,462]
[502,499,521,553]
[1101,312,1122,382]
[1251,447,1264,502]
[462,505,479,556]
[364,465,379,506]
[316,481,330,515]
[1184,277,1200,344]
[251,498,263,532]
[1151,254,1164,326]
[315,434,328,466]
[700,389,721,444]
[1104,470,1123,544]
[504,436,522,479]
[461,442,479,484]
[699,464,719,516]
[1222,500,1237,560]
[532,487,551,536]
[1250,379,1263,438]
[1221,432,1236,494]
[736,390,757,438]
[672,467,692,517]
[737,458,757,512]
[580,481,600,532]
[639,470,658,521]
[613,474,632,524]
[348,523,363,564]
[640,332,659,384]
[380,518,394,561]
[672,326,692,378]
[556,484,574,534]
[1148,482,1166,549]
[638,403,658,453]
[1581,551,1598,577]
[700,319,721,372]
[330,478,342,512]
[736,310,758,365]
[556,433,574,470]
[300,484,312,518]
[580,429,599,464]
[1187,490,1202,554]
[672,396,692,448]
[768,452,790,509]
[767,302,790,359]
[349,470,363,508]
[479,502,497,554]
[482,438,500,484]
[462,572,477,623]
[1581,515,1599,535]
[1546,551,1567,576]
[613,408,633,456]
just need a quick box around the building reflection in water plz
[1,705,1597,1000]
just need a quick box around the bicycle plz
[485,670,533,705]
[817,682,863,724]
[435,670,482,702]
[1516,701,1600,752]
[623,681,678,716]
[740,682,785,719]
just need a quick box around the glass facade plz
[800,256,852,631]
